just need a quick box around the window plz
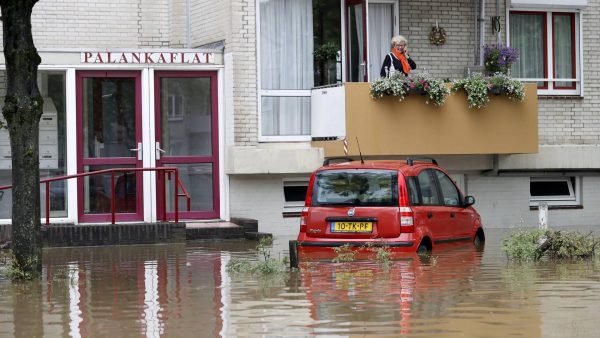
[283,179,309,216]
[510,11,581,95]
[258,0,341,140]
[417,170,440,206]
[530,177,580,207]
[435,170,461,207]
[312,170,398,207]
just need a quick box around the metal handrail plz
[0,167,191,225]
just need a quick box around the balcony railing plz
[311,82,538,157]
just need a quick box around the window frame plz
[508,9,583,96]
[529,176,581,207]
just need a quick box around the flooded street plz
[0,228,599,337]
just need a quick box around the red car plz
[296,158,485,254]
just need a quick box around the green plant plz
[502,229,546,262]
[488,72,525,102]
[452,73,490,109]
[332,244,356,263]
[370,73,449,106]
[313,42,338,63]
[370,73,408,100]
[225,236,287,275]
[502,229,598,261]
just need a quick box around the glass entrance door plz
[346,0,368,82]
[154,71,219,220]
[76,71,143,222]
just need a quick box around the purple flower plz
[484,44,519,74]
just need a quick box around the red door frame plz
[76,70,144,223]
[345,0,368,82]
[154,71,220,220]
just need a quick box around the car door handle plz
[450,212,455,218]
[427,212,433,219]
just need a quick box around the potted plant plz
[370,73,408,100]
[488,72,525,102]
[405,73,450,106]
[314,42,339,85]
[452,73,490,109]
[484,44,519,75]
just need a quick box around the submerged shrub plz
[226,237,287,275]
[332,244,356,263]
[503,229,598,261]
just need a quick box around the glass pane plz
[313,170,398,207]
[83,165,136,214]
[313,0,342,86]
[0,71,68,219]
[554,14,574,88]
[160,77,212,156]
[347,3,365,82]
[368,3,394,81]
[435,171,460,206]
[260,0,314,90]
[83,77,136,158]
[417,171,440,206]
[261,96,310,136]
[510,13,546,87]
[164,163,213,212]
[531,181,571,197]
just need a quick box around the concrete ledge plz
[42,222,186,247]
[226,145,323,174]
[501,145,600,170]
[186,221,245,240]
[230,217,259,233]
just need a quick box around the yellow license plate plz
[331,221,373,233]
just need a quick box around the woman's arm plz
[408,56,417,70]
[380,55,391,77]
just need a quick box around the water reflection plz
[0,231,598,337]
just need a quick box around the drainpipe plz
[478,0,485,65]
[483,154,500,176]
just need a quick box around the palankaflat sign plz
[81,52,214,64]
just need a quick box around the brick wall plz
[190,0,226,48]
[0,0,179,48]
[399,0,478,79]
[228,0,258,145]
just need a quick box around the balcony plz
[311,82,538,157]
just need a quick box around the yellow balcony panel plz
[312,82,538,157]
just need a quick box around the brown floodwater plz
[0,228,599,338]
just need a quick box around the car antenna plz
[355,137,364,164]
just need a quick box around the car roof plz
[317,160,438,175]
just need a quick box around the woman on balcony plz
[380,35,417,77]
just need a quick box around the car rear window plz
[312,169,398,207]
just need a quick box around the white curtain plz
[553,14,574,87]
[260,0,313,136]
[354,6,365,81]
[368,3,394,81]
[510,13,545,86]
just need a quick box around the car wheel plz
[417,243,429,254]
[473,235,481,246]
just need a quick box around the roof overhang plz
[509,0,587,10]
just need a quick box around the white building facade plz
[0,0,598,237]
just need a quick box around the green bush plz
[503,229,598,261]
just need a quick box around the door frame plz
[366,0,399,79]
[76,70,144,223]
[153,70,220,220]
[345,0,369,82]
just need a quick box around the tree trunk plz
[0,0,43,278]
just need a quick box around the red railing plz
[0,167,192,225]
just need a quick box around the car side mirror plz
[463,195,475,207]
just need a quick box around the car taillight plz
[399,207,414,232]
[299,207,309,233]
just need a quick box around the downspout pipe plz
[483,154,500,176]
[478,0,485,65]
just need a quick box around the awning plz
[509,0,587,10]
